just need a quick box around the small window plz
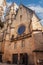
[21,40,25,47]
[20,6,22,12]
[20,15,22,21]
[20,6,22,9]
[14,42,17,49]
[0,20,4,29]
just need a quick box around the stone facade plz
[0,0,43,65]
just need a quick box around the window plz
[0,20,4,29]
[14,42,17,49]
[14,43,16,49]
[18,25,25,35]
[20,6,22,21]
[21,40,25,47]
[20,15,22,21]
[20,6,22,10]
[20,6,22,13]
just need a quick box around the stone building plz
[0,0,43,65]
[0,0,7,63]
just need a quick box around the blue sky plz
[6,0,43,7]
[6,0,43,25]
